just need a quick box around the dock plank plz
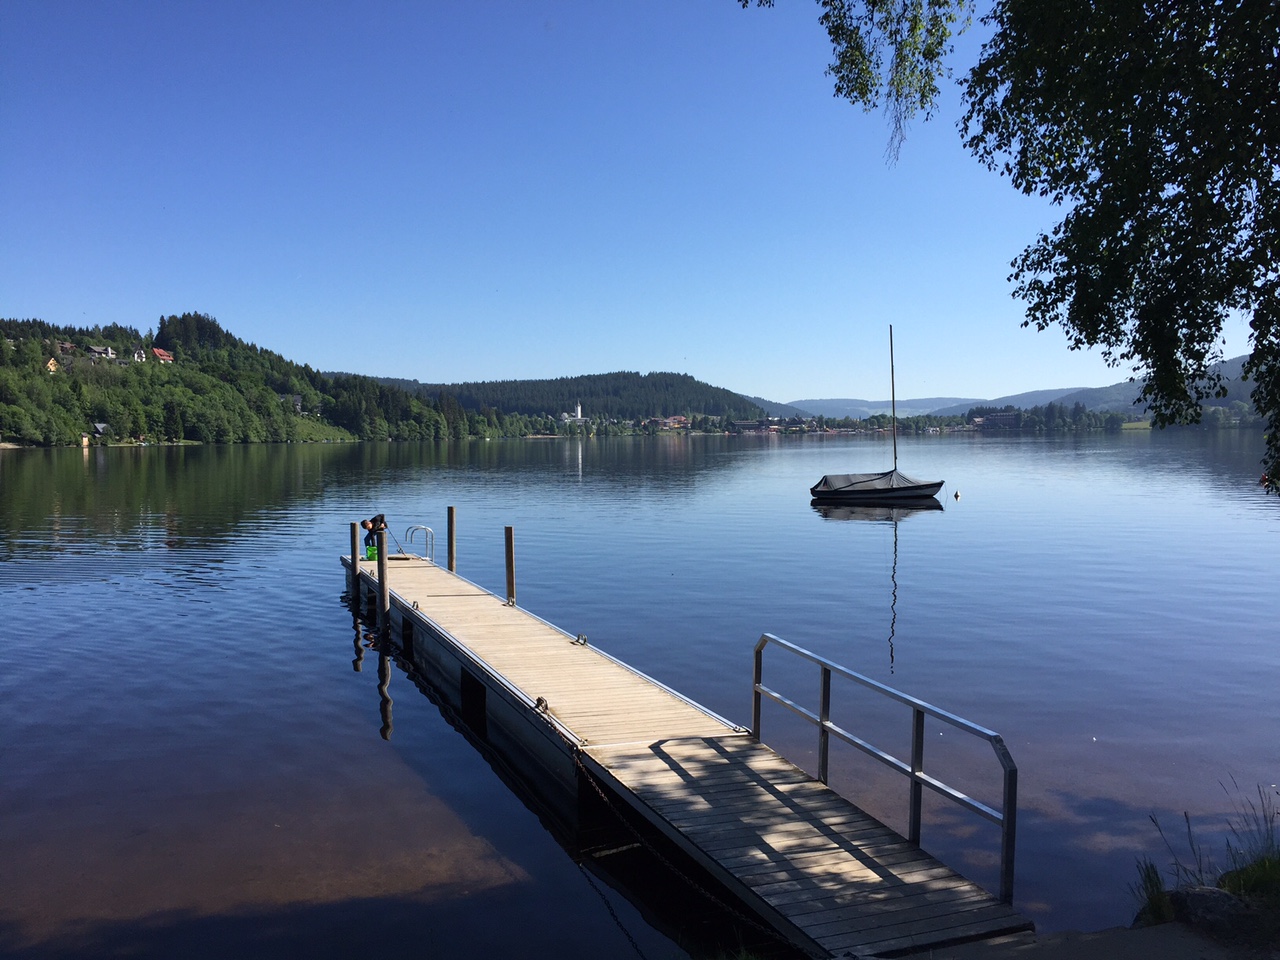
[345,554,1032,957]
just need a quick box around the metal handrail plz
[751,632,1018,904]
[404,525,435,563]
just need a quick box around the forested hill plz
[0,315,759,446]
[370,371,765,421]
[0,314,452,444]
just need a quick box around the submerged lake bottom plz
[1,432,1276,957]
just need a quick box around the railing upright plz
[909,707,925,845]
[751,632,1019,904]
[818,666,832,784]
[751,645,764,739]
[998,742,1019,905]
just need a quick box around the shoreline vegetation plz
[1129,783,1279,950]
[2,314,1265,450]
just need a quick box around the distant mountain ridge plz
[745,395,813,418]
[798,355,1253,418]
[789,397,982,419]
[929,388,1094,417]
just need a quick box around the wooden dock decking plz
[345,553,1032,958]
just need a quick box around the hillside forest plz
[0,314,1261,447]
[0,314,762,445]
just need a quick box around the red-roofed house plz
[152,347,175,364]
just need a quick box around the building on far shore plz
[561,402,588,426]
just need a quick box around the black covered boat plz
[809,469,944,502]
[810,326,943,502]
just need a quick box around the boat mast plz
[889,324,898,472]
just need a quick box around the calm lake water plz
[2,431,1277,958]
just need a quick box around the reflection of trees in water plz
[7,431,1269,561]
[1026,428,1268,492]
[2,444,371,548]
[1,437,742,554]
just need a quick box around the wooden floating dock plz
[343,546,1032,958]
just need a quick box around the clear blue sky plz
[0,1,1250,404]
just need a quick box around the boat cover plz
[809,469,943,499]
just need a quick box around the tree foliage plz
[753,0,1280,488]
[745,0,974,155]
[963,0,1280,488]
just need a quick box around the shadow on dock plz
[343,593,807,960]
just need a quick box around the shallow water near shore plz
[1,431,1277,958]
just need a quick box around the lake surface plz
[2,431,1277,958]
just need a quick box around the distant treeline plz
[963,398,1260,431]
[372,371,765,422]
[0,315,757,446]
[9,313,1250,448]
[817,405,1139,434]
[964,402,1130,432]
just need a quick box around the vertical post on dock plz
[376,530,390,636]
[818,666,832,784]
[751,645,763,739]
[504,525,516,606]
[448,506,457,572]
[349,521,360,595]
[909,706,925,845]
[999,752,1019,904]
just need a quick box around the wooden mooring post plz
[376,530,390,636]
[504,525,516,606]
[349,521,360,592]
[447,505,457,572]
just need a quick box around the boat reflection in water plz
[809,496,943,522]
[811,496,943,672]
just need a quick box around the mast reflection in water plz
[811,497,944,672]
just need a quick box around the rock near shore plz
[1169,886,1255,935]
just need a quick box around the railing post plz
[818,666,832,784]
[447,506,456,572]
[1000,763,1018,904]
[349,521,360,593]
[504,525,516,606]
[376,530,390,637]
[909,706,925,845]
[751,642,764,739]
